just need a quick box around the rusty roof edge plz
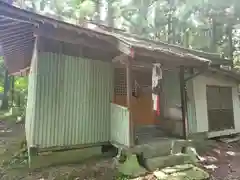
[112,31,224,62]
[117,36,210,64]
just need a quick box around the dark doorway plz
[206,86,234,132]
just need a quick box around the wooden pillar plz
[126,58,134,146]
[179,66,187,139]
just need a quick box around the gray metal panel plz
[25,44,38,146]
[186,79,197,134]
[162,70,197,135]
[26,52,113,149]
[110,103,130,147]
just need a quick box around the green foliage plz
[12,0,240,68]
[11,77,28,118]
[115,173,131,180]
[0,56,28,115]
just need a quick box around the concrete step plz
[135,125,164,136]
[135,126,170,143]
[144,153,197,172]
[140,140,173,158]
[138,139,190,159]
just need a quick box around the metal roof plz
[0,2,117,74]
[0,1,211,75]
[0,4,36,74]
[114,33,210,65]
[209,67,240,82]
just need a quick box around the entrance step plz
[135,125,173,144]
[117,140,203,178]
[135,125,166,137]
[144,153,197,172]
[140,140,172,158]
[138,139,190,159]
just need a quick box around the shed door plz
[206,86,234,132]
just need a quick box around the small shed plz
[0,2,212,155]
[190,68,240,138]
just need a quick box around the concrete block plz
[165,154,196,167]
[144,156,168,171]
[29,147,102,169]
[141,141,172,158]
[188,132,208,141]
[172,140,189,154]
[145,154,196,171]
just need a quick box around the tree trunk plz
[95,0,101,23]
[11,76,14,107]
[184,29,190,48]
[1,70,9,110]
[167,3,172,43]
[210,18,217,52]
[227,24,234,68]
[107,1,114,27]
[167,0,175,44]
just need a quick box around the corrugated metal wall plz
[110,103,130,147]
[163,70,181,111]
[162,70,197,135]
[186,80,197,134]
[26,52,113,149]
[25,45,38,146]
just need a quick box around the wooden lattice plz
[114,68,132,95]
[114,68,151,95]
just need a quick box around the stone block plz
[154,164,209,180]
[145,154,196,171]
[141,140,172,159]
[172,140,189,154]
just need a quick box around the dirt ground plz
[199,140,240,180]
[1,119,240,180]
[0,120,118,180]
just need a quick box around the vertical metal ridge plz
[27,52,113,149]
[186,79,197,134]
[110,104,130,147]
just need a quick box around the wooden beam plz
[179,66,188,139]
[126,58,134,147]
[112,53,128,63]
[34,25,117,52]
[118,40,132,56]
[134,47,209,67]
[184,68,207,82]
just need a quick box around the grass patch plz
[115,173,131,180]
[0,109,22,121]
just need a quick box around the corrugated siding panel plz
[27,52,113,149]
[25,73,34,144]
[186,80,197,134]
[25,45,38,146]
[162,70,197,135]
[110,103,130,147]
[163,70,181,109]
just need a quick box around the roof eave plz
[118,40,210,67]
